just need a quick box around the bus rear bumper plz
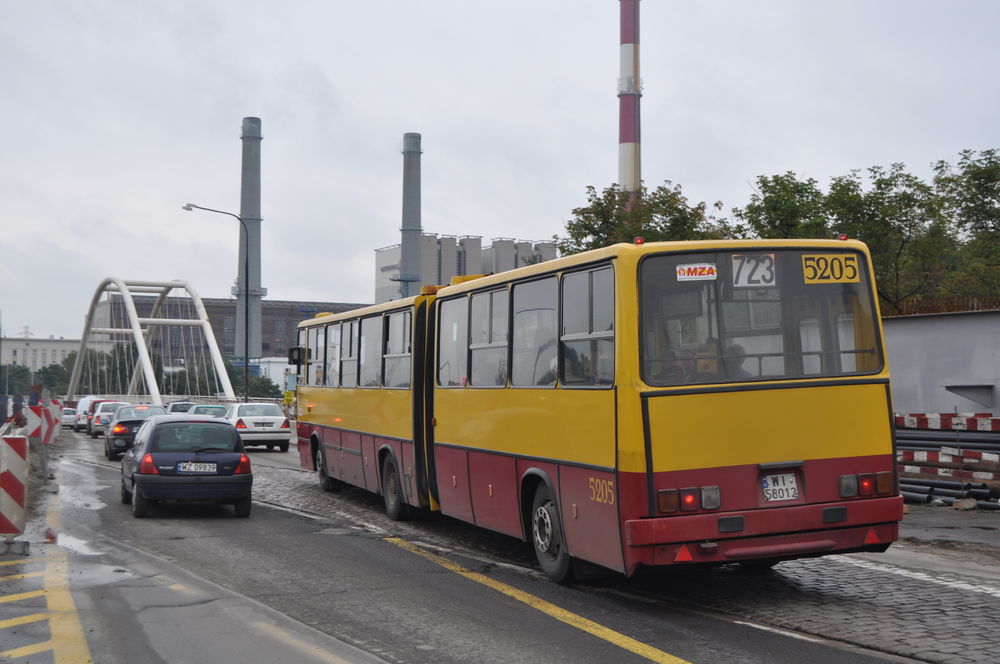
[623,495,903,568]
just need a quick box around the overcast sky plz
[2,0,998,341]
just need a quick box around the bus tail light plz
[657,489,679,513]
[139,454,159,475]
[858,474,875,496]
[235,418,247,429]
[701,486,721,510]
[658,486,721,513]
[841,473,893,498]
[839,474,858,497]
[680,488,699,511]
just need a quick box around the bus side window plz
[561,267,614,387]
[341,320,359,387]
[511,277,557,387]
[325,323,341,386]
[307,327,325,386]
[384,310,411,388]
[469,290,508,387]
[438,297,469,387]
[359,316,384,388]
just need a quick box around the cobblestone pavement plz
[251,462,1000,664]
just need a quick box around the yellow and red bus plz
[292,239,902,582]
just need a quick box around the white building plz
[374,235,557,303]
[1,336,114,372]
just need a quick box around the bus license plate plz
[762,473,799,502]
[179,462,217,473]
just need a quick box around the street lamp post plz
[182,203,250,401]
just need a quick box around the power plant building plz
[374,236,557,303]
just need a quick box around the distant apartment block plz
[374,235,557,303]
[1,336,115,372]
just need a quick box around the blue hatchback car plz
[120,415,253,518]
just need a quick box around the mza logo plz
[676,263,717,281]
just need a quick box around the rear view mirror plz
[288,346,306,367]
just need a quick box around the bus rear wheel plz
[381,456,410,521]
[531,485,572,583]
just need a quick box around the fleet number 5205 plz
[589,477,615,505]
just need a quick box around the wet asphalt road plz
[5,430,999,663]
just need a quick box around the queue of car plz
[69,399,292,519]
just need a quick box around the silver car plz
[90,401,127,438]
[225,403,291,452]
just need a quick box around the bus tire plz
[381,456,410,521]
[315,445,342,493]
[531,485,572,583]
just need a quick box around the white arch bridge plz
[66,278,236,405]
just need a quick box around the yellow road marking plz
[385,538,693,664]
[1,571,45,583]
[0,589,45,604]
[252,621,358,664]
[1,639,55,659]
[44,498,94,664]
[0,612,50,629]
[0,556,49,567]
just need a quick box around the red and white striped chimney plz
[618,0,641,194]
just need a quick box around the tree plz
[826,164,954,313]
[933,149,1000,296]
[733,172,829,239]
[557,182,739,255]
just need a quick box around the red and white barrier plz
[1,435,28,536]
[895,413,1000,432]
[899,464,1000,483]
[897,448,1000,466]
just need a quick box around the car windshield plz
[100,402,125,412]
[63,408,75,415]
[237,404,283,417]
[152,422,240,452]
[190,405,227,416]
[169,403,195,412]
[116,405,167,420]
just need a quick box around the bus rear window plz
[639,250,883,386]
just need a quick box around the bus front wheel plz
[531,486,572,583]
[315,445,342,493]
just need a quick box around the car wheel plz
[315,445,341,493]
[531,484,573,583]
[131,484,150,518]
[120,477,132,505]
[381,456,410,521]
[234,496,252,518]
[279,441,290,453]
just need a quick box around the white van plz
[73,396,99,432]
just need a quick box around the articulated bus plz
[291,239,903,582]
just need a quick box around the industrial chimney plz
[618,0,641,194]
[235,117,266,359]
[398,132,422,298]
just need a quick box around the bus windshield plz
[640,249,883,386]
